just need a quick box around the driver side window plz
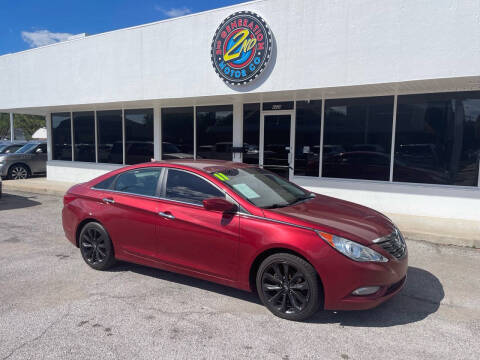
[164,169,224,205]
[36,144,47,153]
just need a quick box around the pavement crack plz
[2,308,70,360]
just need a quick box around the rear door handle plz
[102,198,115,204]
[158,211,175,220]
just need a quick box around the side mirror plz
[203,197,237,213]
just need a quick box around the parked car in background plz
[0,141,47,180]
[62,160,407,321]
[0,141,27,154]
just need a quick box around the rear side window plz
[114,168,162,196]
[5,145,22,153]
[165,169,224,205]
[93,176,117,190]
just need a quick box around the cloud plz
[155,6,192,18]
[21,30,73,48]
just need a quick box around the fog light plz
[352,286,380,296]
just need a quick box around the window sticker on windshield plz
[233,184,260,199]
[214,172,229,181]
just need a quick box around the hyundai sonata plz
[62,160,407,321]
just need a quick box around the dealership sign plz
[211,11,273,85]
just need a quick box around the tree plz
[0,113,46,140]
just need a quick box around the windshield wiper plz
[263,203,289,209]
[289,194,316,206]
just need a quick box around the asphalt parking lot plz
[0,191,479,360]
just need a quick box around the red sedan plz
[62,160,407,321]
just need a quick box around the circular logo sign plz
[211,11,273,85]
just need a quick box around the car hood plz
[262,194,395,245]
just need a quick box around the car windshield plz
[0,145,7,153]
[15,143,38,154]
[209,167,314,209]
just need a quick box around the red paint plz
[62,160,408,311]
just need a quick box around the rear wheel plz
[8,164,29,180]
[256,253,321,321]
[79,222,116,270]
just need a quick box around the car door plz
[97,168,164,260]
[29,143,48,173]
[155,168,240,280]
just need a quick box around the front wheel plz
[8,164,29,180]
[79,222,116,270]
[256,253,321,321]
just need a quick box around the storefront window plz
[0,113,11,140]
[97,110,123,164]
[243,103,260,165]
[51,113,72,161]
[322,96,394,181]
[161,107,194,160]
[295,100,322,176]
[196,105,233,161]
[394,92,480,186]
[125,109,154,165]
[13,114,46,141]
[73,111,95,162]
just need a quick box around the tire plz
[8,164,29,180]
[79,222,116,270]
[256,253,321,321]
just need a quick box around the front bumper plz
[317,246,408,311]
[0,163,8,177]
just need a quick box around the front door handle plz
[158,211,175,220]
[102,198,115,204]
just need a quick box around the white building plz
[0,0,479,245]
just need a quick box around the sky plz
[0,0,249,55]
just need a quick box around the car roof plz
[0,140,27,144]
[152,159,255,172]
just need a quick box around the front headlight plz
[316,231,388,263]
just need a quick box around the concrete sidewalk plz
[1,178,478,248]
[2,177,74,196]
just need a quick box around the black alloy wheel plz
[79,222,116,270]
[257,253,321,321]
[8,164,29,180]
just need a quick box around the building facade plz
[0,0,479,241]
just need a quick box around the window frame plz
[112,167,164,197]
[91,166,244,210]
[51,112,73,161]
[96,109,124,165]
[91,167,165,199]
[160,167,229,207]
[72,111,96,163]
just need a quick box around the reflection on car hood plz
[263,194,394,245]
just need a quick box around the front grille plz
[375,229,407,259]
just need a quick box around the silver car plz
[0,141,27,155]
[0,141,47,180]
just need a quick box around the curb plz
[2,182,71,197]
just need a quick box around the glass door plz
[261,113,293,179]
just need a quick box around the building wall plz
[1,0,480,110]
